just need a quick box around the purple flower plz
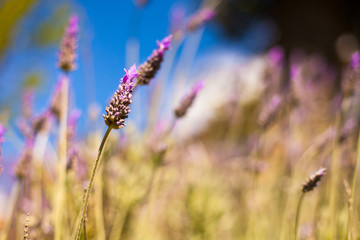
[32,110,52,134]
[67,15,79,36]
[22,90,34,119]
[103,65,139,129]
[0,124,5,143]
[258,94,282,129]
[170,4,186,35]
[14,140,34,179]
[341,51,360,97]
[302,167,326,193]
[137,35,172,85]
[58,15,79,72]
[68,109,82,144]
[156,35,172,57]
[187,7,216,32]
[351,51,360,70]
[0,124,5,175]
[268,46,284,67]
[174,80,204,118]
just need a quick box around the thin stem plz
[294,192,305,240]
[83,214,88,240]
[349,129,360,239]
[74,126,112,240]
[95,164,106,240]
[0,181,21,240]
[109,204,130,240]
[54,76,69,240]
[328,103,344,239]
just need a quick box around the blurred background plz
[1,0,360,201]
[1,0,360,238]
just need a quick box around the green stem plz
[294,192,305,240]
[349,130,360,239]
[95,164,106,240]
[74,126,112,240]
[54,76,69,240]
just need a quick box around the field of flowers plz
[0,0,360,239]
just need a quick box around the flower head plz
[351,51,360,70]
[342,51,360,97]
[67,109,81,144]
[0,124,5,143]
[187,7,216,32]
[170,4,186,39]
[32,110,52,134]
[302,167,326,193]
[174,80,204,118]
[0,124,5,175]
[136,35,172,86]
[22,90,34,119]
[103,65,139,129]
[14,141,34,179]
[58,15,79,73]
[258,94,283,129]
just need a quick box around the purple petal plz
[67,15,79,36]
[351,51,360,70]
[192,80,205,94]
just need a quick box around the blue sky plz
[0,0,226,191]
[0,0,276,192]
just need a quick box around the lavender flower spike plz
[103,65,139,129]
[258,94,283,129]
[302,167,327,193]
[187,7,216,32]
[137,35,172,86]
[174,80,204,118]
[58,15,79,73]
[0,124,5,143]
[351,51,360,70]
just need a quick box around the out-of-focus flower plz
[174,81,204,118]
[302,167,326,192]
[50,75,68,120]
[342,51,360,97]
[258,94,282,129]
[170,4,186,40]
[103,65,139,129]
[22,90,34,119]
[0,124,5,143]
[187,7,216,32]
[0,124,5,175]
[58,15,78,73]
[263,46,285,93]
[268,46,285,67]
[290,55,336,108]
[339,118,358,143]
[351,51,360,70]
[67,147,79,171]
[32,110,52,134]
[67,109,81,144]
[17,117,34,140]
[137,35,172,86]
[14,141,34,179]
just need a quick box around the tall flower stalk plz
[54,15,78,240]
[74,65,138,240]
